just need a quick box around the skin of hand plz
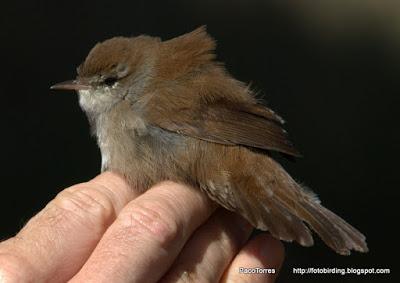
[0,172,284,283]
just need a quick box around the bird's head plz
[51,27,215,116]
[51,35,159,114]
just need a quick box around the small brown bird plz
[51,27,368,255]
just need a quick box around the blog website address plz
[293,267,390,276]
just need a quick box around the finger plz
[0,172,136,283]
[70,181,216,283]
[160,208,253,283]
[221,233,285,283]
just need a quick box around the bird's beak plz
[50,79,91,91]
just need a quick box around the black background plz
[1,1,398,282]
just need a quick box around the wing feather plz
[145,97,301,157]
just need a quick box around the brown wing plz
[145,97,301,157]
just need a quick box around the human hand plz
[0,172,284,282]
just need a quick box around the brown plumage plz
[52,26,368,255]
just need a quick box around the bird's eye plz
[103,77,118,87]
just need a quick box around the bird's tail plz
[282,186,368,255]
[245,166,367,255]
[205,153,369,255]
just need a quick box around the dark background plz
[1,1,398,282]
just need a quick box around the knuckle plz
[217,235,235,258]
[49,183,116,229]
[116,200,181,247]
[169,271,205,283]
